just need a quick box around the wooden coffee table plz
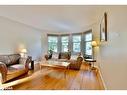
[40,60,70,79]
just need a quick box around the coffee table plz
[40,60,70,79]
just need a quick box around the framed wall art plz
[100,12,107,41]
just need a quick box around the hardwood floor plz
[9,63,104,90]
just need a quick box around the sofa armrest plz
[0,62,7,84]
[69,57,83,70]
[77,57,83,63]
[25,56,32,70]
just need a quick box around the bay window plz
[47,30,92,57]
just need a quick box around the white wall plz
[0,16,62,60]
[93,6,127,89]
[0,16,43,60]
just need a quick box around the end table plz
[85,59,96,70]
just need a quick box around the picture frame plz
[100,12,107,41]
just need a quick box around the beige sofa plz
[0,54,32,84]
[45,52,83,70]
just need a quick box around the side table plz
[85,59,96,70]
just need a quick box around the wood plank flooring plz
[9,63,105,90]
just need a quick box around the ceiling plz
[0,6,103,33]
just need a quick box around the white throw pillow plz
[52,54,58,59]
[71,55,77,60]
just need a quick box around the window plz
[61,36,69,52]
[84,33,92,55]
[48,36,58,52]
[47,30,92,55]
[72,35,81,53]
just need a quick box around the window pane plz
[62,42,68,52]
[48,36,58,42]
[61,36,69,42]
[61,36,69,52]
[73,42,80,52]
[85,42,92,55]
[85,33,92,41]
[48,42,57,52]
[73,35,81,42]
[48,36,58,52]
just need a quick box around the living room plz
[0,4,127,94]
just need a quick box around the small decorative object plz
[100,12,107,41]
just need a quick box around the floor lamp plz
[91,41,98,70]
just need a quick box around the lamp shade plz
[21,49,27,53]
[91,41,97,47]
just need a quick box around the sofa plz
[45,52,83,70]
[0,54,32,84]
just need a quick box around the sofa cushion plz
[71,55,78,60]
[58,52,71,60]
[8,54,20,66]
[7,64,25,74]
[0,55,11,66]
[0,54,20,67]
[7,65,27,82]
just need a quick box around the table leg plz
[64,66,69,80]
[64,68,66,79]
[91,62,96,70]
[40,65,42,70]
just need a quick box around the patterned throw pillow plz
[59,52,71,60]
[8,54,20,65]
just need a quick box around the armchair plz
[0,54,32,84]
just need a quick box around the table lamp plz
[21,48,27,58]
[91,41,98,47]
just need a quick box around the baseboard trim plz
[96,66,107,90]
